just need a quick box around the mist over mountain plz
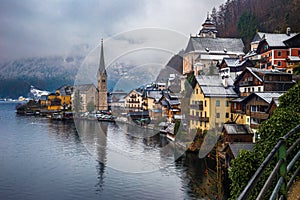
[0,56,82,98]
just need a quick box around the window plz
[192,110,194,116]
[216,100,220,107]
[216,113,220,118]
[226,101,229,107]
[102,79,106,82]
[278,61,282,66]
[251,105,257,112]
[258,87,261,92]
[196,111,199,117]
[244,88,247,92]
[234,103,237,109]
[225,113,229,118]
[196,89,198,94]
[205,100,207,107]
[278,51,282,57]
[248,88,251,92]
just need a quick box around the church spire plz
[98,38,106,75]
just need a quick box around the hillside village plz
[17,14,300,166]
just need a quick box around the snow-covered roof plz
[256,32,297,47]
[185,37,244,54]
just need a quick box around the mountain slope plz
[212,0,300,51]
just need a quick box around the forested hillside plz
[212,0,300,51]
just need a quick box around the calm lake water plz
[0,102,225,200]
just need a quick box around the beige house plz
[124,90,143,111]
[73,84,97,112]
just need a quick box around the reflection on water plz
[0,103,227,200]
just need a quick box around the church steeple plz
[98,39,107,76]
[97,38,108,111]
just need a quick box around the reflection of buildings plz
[75,120,108,191]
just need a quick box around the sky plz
[0,0,225,60]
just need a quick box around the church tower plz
[198,13,217,38]
[97,39,108,111]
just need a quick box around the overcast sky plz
[0,0,225,60]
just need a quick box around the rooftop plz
[185,37,244,54]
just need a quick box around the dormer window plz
[205,48,210,52]
[224,48,227,53]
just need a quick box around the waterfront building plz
[183,15,244,75]
[97,39,108,111]
[234,67,294,97]
[55,85,73,110]
[124,89,143,111]
[108,91,127,109]
[73,84,97,113]
[189,75,238,131]
[47,92,62,111]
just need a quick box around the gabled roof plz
[74,84,96,93]
[254,32,297,47]
[235,67,291,85]
[124,89,143,99]
[185,36,244,54]
[228,143,254,158]
[195,75,238,98]
[223,124,254,135]
[57,85,73,96]
[243,92,283,104]
[222,58,254,68]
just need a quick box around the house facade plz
[230,92,283,130]
[234,67,294,97]
[189,75,238,131]
[252,30,300,71]
[124,90,143,111]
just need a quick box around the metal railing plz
[238,124,300,200]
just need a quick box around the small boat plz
[51,113,63,120]
[97,114,116,122]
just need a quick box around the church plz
[96,39,108,111]
[183,14,245,75]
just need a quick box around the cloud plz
[0,0,224,60]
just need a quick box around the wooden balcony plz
[188,115,209,122]
[250,112,269,120]
[199,117,209,122]
[190,104,203,110]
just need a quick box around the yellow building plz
[46,85,73,111]
[189,75,238,131]
[55,85,73,110]
[47,93,62,111]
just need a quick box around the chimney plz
[286,27,291,36]
[222,75,228,88]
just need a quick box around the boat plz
[51,113,63,120]
[97,114,116,122]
